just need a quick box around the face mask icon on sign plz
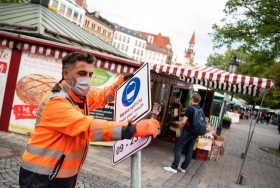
[122,77,141,107]
[126,81,136,102]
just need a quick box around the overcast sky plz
[87,0,228,66]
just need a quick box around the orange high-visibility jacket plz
[19,77,129,188]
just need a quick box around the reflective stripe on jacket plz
[19,77,125,188]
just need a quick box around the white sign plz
[112,136,152,166]
[114,63,151,123]
[0,47,12,117]
[112,63,152,166]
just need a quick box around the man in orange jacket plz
[19,52,160,188]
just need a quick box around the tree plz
[206,49,280,108]
[210,0,280,66]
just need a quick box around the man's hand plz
[123,73,134,82]
[133,119,160,138]
[179,123,185,131]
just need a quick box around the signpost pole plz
[131,151,141,188]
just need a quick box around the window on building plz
[103,29,107,35]
[135,40,137,46]
[113,42,116,47]
[123,36,126,42]
[132,56,134,59]
[60,4,66,12]
[127,37,130,43]
[67,8,72,16]
[52,0,58,7]
[85,20,89,27]
[137,49,139,55]
[136,57,138,61]
[133,48,136,54]
[97,26,101,32]
[125,46,128,51]
[91,23,95,30]
[79,14,82,21]
[117,43,120,49]
[119,35,122,41]
[142,43,145,48]
[121,44,124,50]
[108,32,111,37]
[73,11,78,18]
[141,50,143,56]
[139,42,141,47]
[115,33,118,39]
[140,58,142,62]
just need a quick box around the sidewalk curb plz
[188,161,209,188]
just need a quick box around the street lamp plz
[229,55,239,101]
[229,55,239,74]
[216,55,239,135]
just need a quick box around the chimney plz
[30,0,50,7]
[94,11,100,18]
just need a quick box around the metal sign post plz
[112,63,152,187]
[131,151,141,188]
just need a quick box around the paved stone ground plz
[0,131,203,188]
[197,119,280,188]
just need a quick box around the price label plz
[112,136,152,166]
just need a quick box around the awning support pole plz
[237,93,266,185]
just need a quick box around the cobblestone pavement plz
[0,133,129,188]
[0,131,204,188]
[197,119,280,188]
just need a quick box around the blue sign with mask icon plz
[122,77,141,107]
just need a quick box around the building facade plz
[83,11,114,44]
[111,23,147,62]
[48,0,85,27]
[144,43,167,64]
[139,32,173,65]
[183,32,195,66]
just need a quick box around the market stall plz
[149,62,274,159]
[0,2,141,133]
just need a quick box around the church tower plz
[183,32,195,66]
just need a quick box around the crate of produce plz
[192,149,209,161]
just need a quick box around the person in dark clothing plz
[164,94,203,173]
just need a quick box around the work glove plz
[133,119,160,138]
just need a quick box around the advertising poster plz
[0,47,12,117]
[9,52,62,134]
[90,68,119,121]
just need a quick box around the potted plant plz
[222,116,232,129]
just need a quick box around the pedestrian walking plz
[18,52,160,188]
[163,94,206,174]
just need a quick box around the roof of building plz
[189,31,195,44]
[86,11,114,29]
[146,43,165,54]
[139,31,173,52]
[0,3,130,59]
[112,23,146,40]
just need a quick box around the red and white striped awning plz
[0,37,137,74]
[150,63,274,96]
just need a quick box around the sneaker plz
[163,166,177,173]
[178,167,186,173]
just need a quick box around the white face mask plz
[71,76,91,96]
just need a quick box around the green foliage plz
[206,49,280,108]
[223,116,232,122]
[210,0,280,66]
